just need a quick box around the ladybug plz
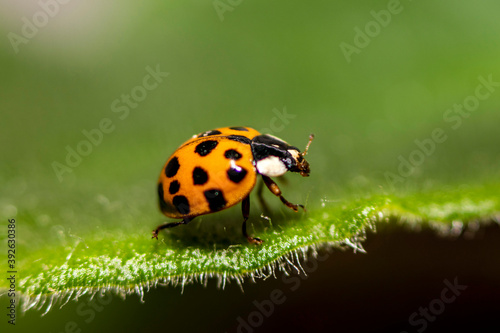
[153,126,314,244]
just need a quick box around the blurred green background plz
[1,0,499,332]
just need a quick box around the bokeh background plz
[1,0,499,332]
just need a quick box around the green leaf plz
[2,182,498,314]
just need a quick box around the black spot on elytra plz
[226,135,252,145]
[195,140,218,156]
[169,180,180,194]
[224,149,242,160]
[229,126,249,131]
[197,130,222,138]
[173,195,190,215]
[227,166,247,184]
[204,189,226,212]
[192,167,208,185]
[158,183,169,212]
[165,156,180,178]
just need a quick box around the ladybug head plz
[252,134,314,178]
[288,134,314,177]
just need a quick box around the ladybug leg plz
[152,217,192,239]
[241,195,263,245]
[262,175,305,212]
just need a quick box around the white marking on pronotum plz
[256,156,287,177]
[288,149,300,160]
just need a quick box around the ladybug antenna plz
[301,134,314,157]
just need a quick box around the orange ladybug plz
[153,126,314,244]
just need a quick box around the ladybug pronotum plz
[153,126,314,244]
